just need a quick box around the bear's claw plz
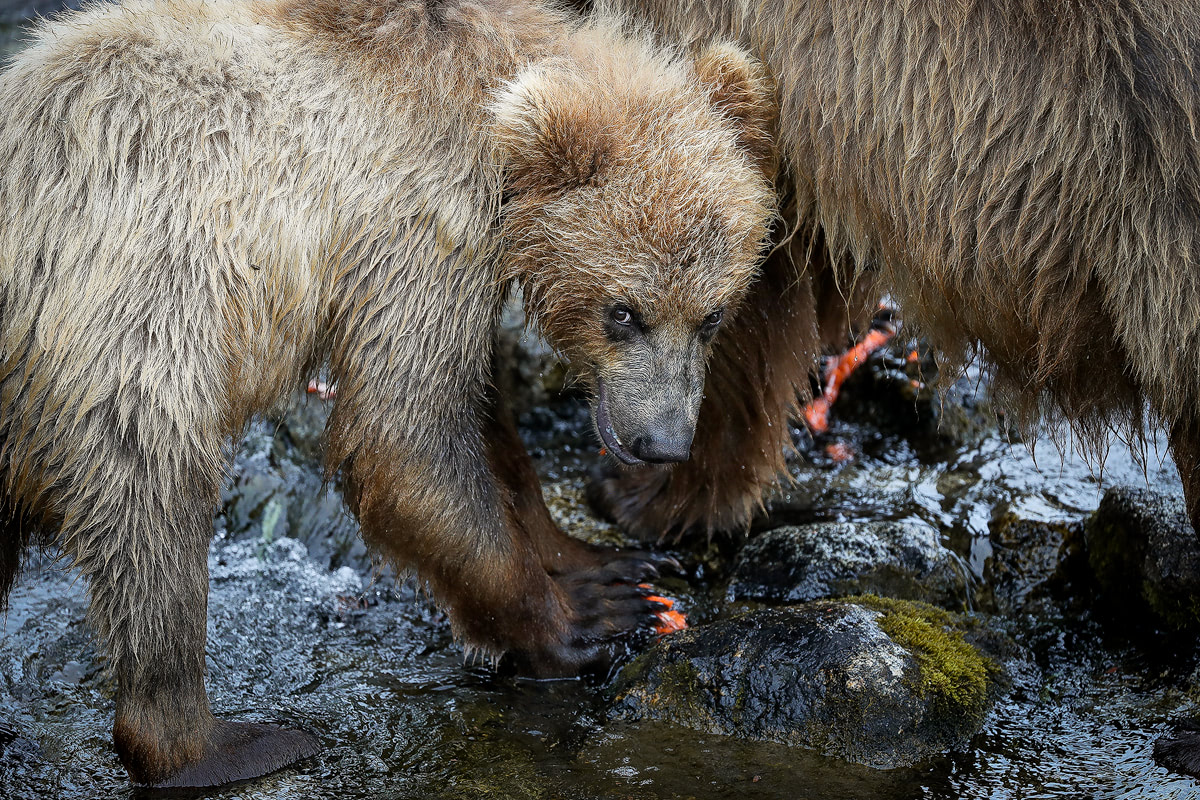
[556,564,669,652]
[566,552,678,586]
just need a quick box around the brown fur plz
[589,230,829,538]
[589,0,1200,541]
[484,384,601,575]
[0,0,774,786]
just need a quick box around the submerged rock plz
[1086,486,1200,631]
[981,514,1084,615]
[610,598,1000,769]
[727,521,968,610]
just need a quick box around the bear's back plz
[0,0,559,446]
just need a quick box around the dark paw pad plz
[1154,718,1200,779]
[155,721,321,788]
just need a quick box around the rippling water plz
[2,378,1197,798]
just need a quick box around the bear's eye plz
[604,304,642,342]
[702,309,724,331]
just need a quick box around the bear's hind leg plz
[70,461,319,786]
[1168,414,1200,538]
[1153,416,1200,778]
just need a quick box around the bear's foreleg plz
[587,236,844,540]
[485,389,601,574]
[484,387,676,578]
[339,401,667,675]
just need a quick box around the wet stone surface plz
[727,521,969,609]
[611,600,998,769]
[1087,485,1200,633]
[224,401,370,574]
[980,514,1084,616]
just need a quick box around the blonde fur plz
[0,0,774,785]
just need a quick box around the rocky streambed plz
[4,314,1200,799]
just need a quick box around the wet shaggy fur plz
[0,0,774,786]
[587,0,1200,544]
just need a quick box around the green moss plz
[847,595,995,721]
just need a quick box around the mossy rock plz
[610,599,1001,769]
[845,595,995,722]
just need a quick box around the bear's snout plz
[627,415,694,463]
[595,376,701,466]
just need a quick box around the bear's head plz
[492,37,776,465]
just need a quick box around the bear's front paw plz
[568,548,683,584]
[509,565,671,678]
[558,567,671,643]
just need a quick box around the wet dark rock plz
[541,479,628,549]
[494,296,569,417]
[267,393,332,462]
[981,514,1085,615]
[727,521,968,610]
[1086,486,1200,632]
[611,598,1000,769]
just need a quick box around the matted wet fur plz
[0,0,774,786]
[587,0,1200,536]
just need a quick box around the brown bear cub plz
[0,0,775,787]
[590,0,1200,779]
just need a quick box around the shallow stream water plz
[2,368,1199,799]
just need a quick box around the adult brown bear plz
[0,0,776,787]
[587,0,1200,778]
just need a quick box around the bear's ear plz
[491,68,612,194]
[692,43,778,178]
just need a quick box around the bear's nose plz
[629,421,694,463]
